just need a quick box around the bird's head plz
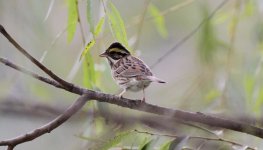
[100,42,130,61]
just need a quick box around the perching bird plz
[100,42,165,102]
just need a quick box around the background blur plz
[1,0,263,149]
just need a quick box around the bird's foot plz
[140,97,146,103]
[118,94,124,99]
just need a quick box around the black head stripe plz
[109,51,127,60]
[108,42,130,54]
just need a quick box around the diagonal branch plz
[0,94,91,149]
[0,24,74,90]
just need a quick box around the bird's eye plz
[114,53,122,59]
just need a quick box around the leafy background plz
[1,0,263,149]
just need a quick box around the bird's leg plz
[142,87,146,102]
[118,88,126,98]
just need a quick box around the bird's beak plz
[99,51,107,57]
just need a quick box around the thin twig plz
[150,0,228,68]
[43,0,55,22]
[133,0,152,50]
[134,130,257,150]
[0,57,85,95]
[0,25,74,90]
[127,0,196,29]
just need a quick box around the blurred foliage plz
[197,4,219,64]
[148,4,168,38]
[107,1,129,48]
[67,0,78,42]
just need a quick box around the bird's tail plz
[147,76,166,83]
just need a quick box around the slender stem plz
[134,130,256,150]
[150,0,228,68]
[76,0,86,46]
[133,0,151,50]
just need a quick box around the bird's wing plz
[113,56,153,78]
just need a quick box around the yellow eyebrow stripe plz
[109,48,125,53]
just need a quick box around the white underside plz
[119,78,151,92]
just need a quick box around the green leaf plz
[148,4,168,38]
[139,138,158,150]
[94,16,105,37]
[138,137,151,150]
[244,0,255,17]
[243,74,255,103]
[75,134,105,143]
[67,0,78,43]
[86,0,94,33]
[108,2,129,48]
[213,11,231,25]
[254,87,263,116]
[80,39,96,61]
[204,89,221,103]
[159,140,172,150]
[169,136,189,150]
[100,131,132,150]
[198,5,218,64]
[82,43,96,89]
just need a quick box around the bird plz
[100,42,165,102]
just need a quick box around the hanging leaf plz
[159,140,172,150]
[138,137,151,150]
[100,131,132,150]
[244,0,255,17]
[75,134,105,143]
[86,0,94,33]
[254,87,263,116]
[94,16,105,37]
[198,5,218,64]
[80,39,96,61]
[82,43,96,89]
[67,0,78,43]
[108,2,129,48]
[243,74,255,106]
[148,4,168,38]
[139,138,158,150]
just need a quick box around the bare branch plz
[0,57,85,95]
[0,94,91,149]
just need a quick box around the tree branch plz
[0,94,91,149]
